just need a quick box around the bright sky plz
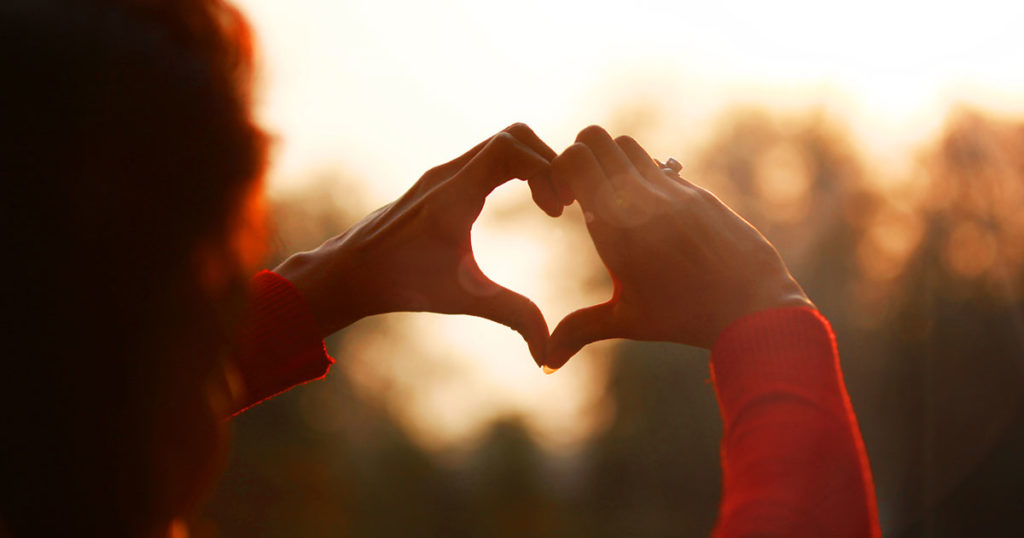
[234,0,1024,450]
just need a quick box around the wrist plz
[273,251,365,338]
[712,276,814,346]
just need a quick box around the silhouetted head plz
[0,0,266,535]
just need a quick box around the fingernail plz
[542,365,559,375]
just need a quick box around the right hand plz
[545,125,813,371]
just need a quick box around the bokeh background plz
[201,1,1024,536]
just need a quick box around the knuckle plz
[562,142,589,159]
[552,144,584,171]
[490,131,517,150]
[680,186,707,205]
[481,133,521,176]
[576,124,607,142]
[695,187,718,203]
[678,185,698,198]
[503,122,532,138]
[614,134,637,147]
[422,164,447,182]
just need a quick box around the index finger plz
[503,123,572,216]
[552,142,657,229]
[505,122,556,162]
[425,123,551,187]
[575,125,642,191]
[446,131,552,203]
[551,142,608,212]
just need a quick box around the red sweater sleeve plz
[710,307,880,537]
[228,270,335,415]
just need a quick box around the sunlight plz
[232,0,1024,449]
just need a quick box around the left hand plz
[274,123,571,366]
[544,126,812,370]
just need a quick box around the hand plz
[275,123,573,366]
[545,125,813,371]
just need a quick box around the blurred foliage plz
[203,107,1024,537]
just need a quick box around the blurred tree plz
[458,416,561,537]
[693,107,873,324]
[202,107,1024,537]
[581,343,722,538]
[880,109,1024,537]
[692,107,1024,535]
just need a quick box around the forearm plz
[710,307,880,537]
[272,249,367,339]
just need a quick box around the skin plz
[276,123,812,372]
[275,123,572,367]
[545,125,813,370]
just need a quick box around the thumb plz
[546,301,620,372]
[467,282,550,369]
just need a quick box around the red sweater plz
[234,271,881,537]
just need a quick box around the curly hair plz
[0,1,267,535]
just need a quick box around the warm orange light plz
[230,0,1024,450]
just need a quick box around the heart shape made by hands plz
[456,124,810,371]
[468,175,626,374]
[290,124,805,374]
[470,183,612,366]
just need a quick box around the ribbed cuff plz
[710,307,846,428]
[232,270,335,413]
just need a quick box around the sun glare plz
[233,0,1024,450]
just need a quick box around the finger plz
[614,135,676,190]
[426,123,568,216]
[531,177,564,217]
[504,122,557,162]
[652,157,700,190]
[551,142,607,211]
[448,131,551,203]
[420,135,496,191]
[552,143,643,228]
[551,176,576,207]
[467,283,550,368]
[574,125,641,190]
[420,123,548,192]
[435,123,534,176]
[546,301,620,372]
[500,123,569,216]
